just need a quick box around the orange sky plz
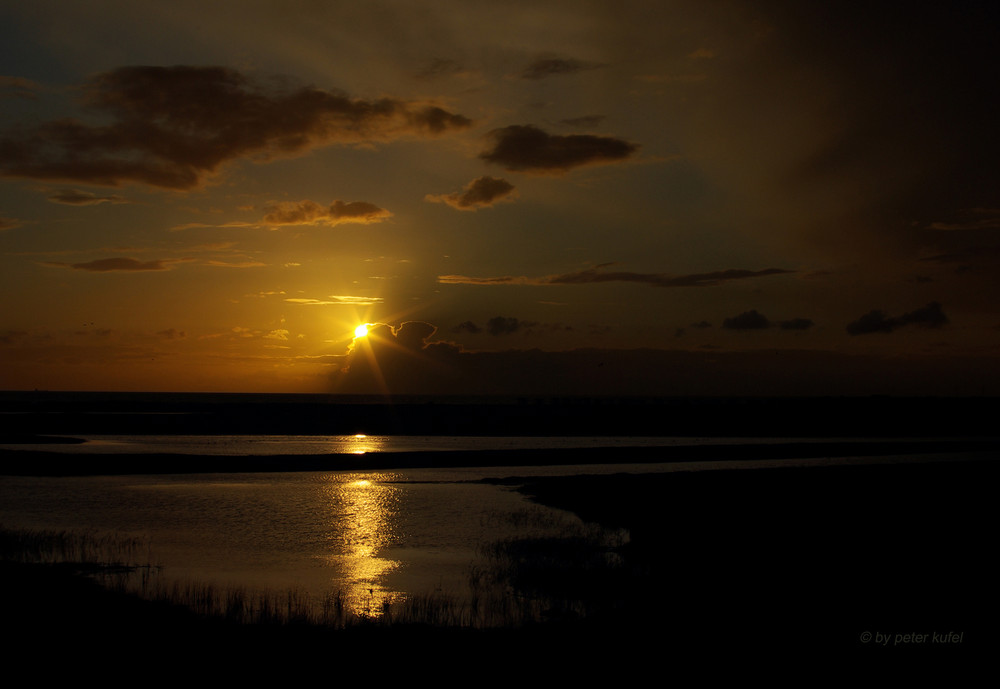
[1,2,998,395]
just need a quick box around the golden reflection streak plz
[322,472,403,617]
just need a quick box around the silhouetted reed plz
[2,517,634,631]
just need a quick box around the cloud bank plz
[439,265,794,288]
[846,302,948,335]
[0,65,473,190]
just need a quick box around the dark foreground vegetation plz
[3,455,996,677]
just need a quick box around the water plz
[1,434,981,622]
[0,460,636,619]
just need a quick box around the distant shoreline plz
[2,438,997,476]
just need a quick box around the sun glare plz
[354,323,369,339]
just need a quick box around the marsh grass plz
[1,513,633,631]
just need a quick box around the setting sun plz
[354,324,370,339]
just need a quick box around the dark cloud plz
[262,199,392,226]
[47,189,128,205]
[46,257,180,272]
[691,321,713,329]
[0,216,20,231]
[439,264,794,288]
[452,321,482,335]
[723,310,771,330]
[425,176,517,211]
[520,56,603,80]
[846,302,948,335]
[479,125,638,174]
[549,266,793,288]
[394,321,437,350]
[332,328,1000,397]
[0,66,472,189]
[487,316,526,336]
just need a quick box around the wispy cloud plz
[44,257,189,272]
[0,66,473,190]
[439,264,794,288]
[170,221,257,231]
[261,200,392,226]
[285,295,384,306]
[0,216,21,231]
[926,208,1000,231]
[519,55,603,80]
[47,188,128,205]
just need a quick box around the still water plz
[0,434,933,619]
[0,461,638,618]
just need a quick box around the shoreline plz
[2,438,998,476]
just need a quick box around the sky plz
[1,1,999,395]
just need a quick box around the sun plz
[354,323,370,339]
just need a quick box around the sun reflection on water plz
[346,433,384,455]
[322,472,403,617]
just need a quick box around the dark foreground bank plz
[4,456,997,677]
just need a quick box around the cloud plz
[926,209,1000,231]
[438,264,794,288]
[45,257,183,272]
[285,295,383,306]
[519,56,603,80]
[723,310,771,330]
[0,217,21,231]
[479,125,638,174]
[452,321,482,334]
[262,199,392,226]
[721,311,815,331]
[0,65,473,190]
[331,325,1000,397]
[486,316,526,336]
[201,259,267,268]
[170,221,256,231]
[47,189,128,205]
[425,176,517,211]
[846,302,948,335]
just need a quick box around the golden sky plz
[2,1,998,394]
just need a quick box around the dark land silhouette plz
[2,391,996,676]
